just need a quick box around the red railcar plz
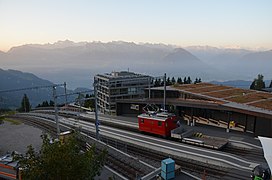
[138,112,177,137]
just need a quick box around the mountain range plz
[0,40,271,89]
[0,69,81,109]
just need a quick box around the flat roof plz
[96,71,150,80]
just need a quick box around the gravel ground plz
[0,120,43,156]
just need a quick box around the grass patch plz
[5,111,17,116]
[3,118,22,125]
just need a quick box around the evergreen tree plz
[187,76,192,84]
[20,94,31,112]
[166,77,171,86]
[250,74,266,90]
[198,78,202,83]
[183,77,187,84]
[250,81,255,90]
[177,77,182,84]
[154,78,162,87]
[171,77,176,84]
[49,100,54,107]
[84,94,95,109]
[194,78,198,84]
[42,101,49,107]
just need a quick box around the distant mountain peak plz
[54,39,75,46]
[163,48,201,63]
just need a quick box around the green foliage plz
[194,78,202,84]
[183,77,187,84]
[15,134,107,180]
[166,77,171,86]
[36,100,55,108]
[76,93,85,106]
[171,77,176,84]
[19,94,31,112]
[250,74,266,91]
[153,76,201,86]
[177,77,183,84]
[0,108,12,114]
[154,78,162,87]
[187,76,192,84]
[3,118,21,125]
[84,94,95,109]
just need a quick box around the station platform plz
[99,113,262,149]
[181,122,262,149]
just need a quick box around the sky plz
[0,0,272,52]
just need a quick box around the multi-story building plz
[94,71,152,114]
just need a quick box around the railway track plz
[11,113,259,179]
[8,114,147,180]
[58,111,265,164]
[98,136,250,180]
[222,145,265,163]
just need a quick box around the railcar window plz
[158,121,162,126]
[166,122,168,127]
[141,119,144,123]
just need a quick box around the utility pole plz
[148,76,151,99]
[94,80,100,140]
[64,82,68,106]
[53,86,60,138]
[163,73,166,111]
[78,93,82,108]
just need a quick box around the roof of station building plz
[172,83,272,110]
[148,83,272,118]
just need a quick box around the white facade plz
[94,71,152,114]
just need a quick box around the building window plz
[158,121,162,126]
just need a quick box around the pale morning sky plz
[0,0,271,51]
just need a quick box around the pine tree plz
[171,77,176,84]
[49,100,54,107]
[166,77,171,86]
[183,77,187,84]
[250,80,255,90]
[250,74,266,90]
[177,77,182,84]
[84,94,95,109]
[194,78,198,84]
[187,76,192,84]
[20,94,31,112]
[154,78,162,87]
